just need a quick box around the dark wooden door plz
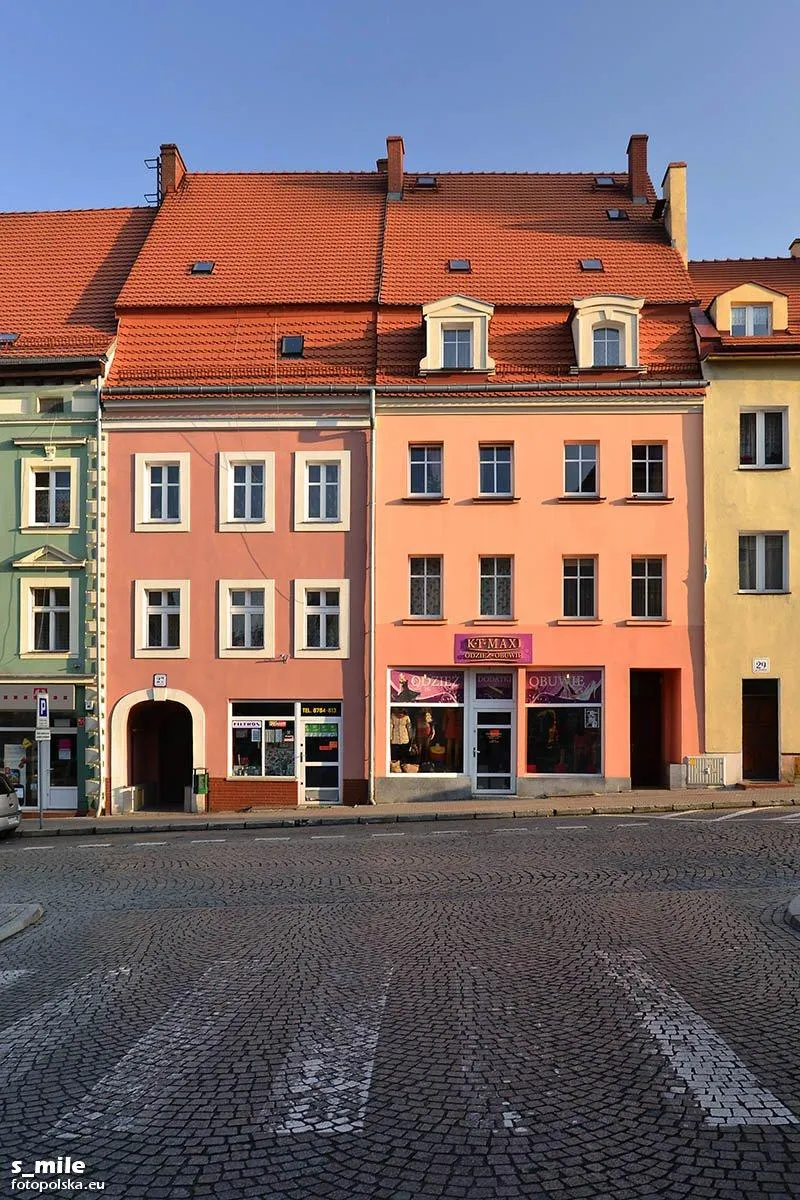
[630,670,664,787]
[742,680,779,780]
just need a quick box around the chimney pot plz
[626,133,649,204]
[790,239,800,258]
[376,157,388,174]
[386,135,405,200]
[160,143,187,198]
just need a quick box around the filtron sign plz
[453,634,533,664]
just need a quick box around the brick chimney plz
[160,143,187,198]
[376,157,388,174]
[386,135,405,201]
[627,134,649,205]
[661,162,688,265]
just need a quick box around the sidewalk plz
[17,786,800,836]
[0,902,44,943]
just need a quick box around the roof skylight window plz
[595,176,615,187]
[0,332,20,345]
[606,209,629,221]
[416,175,438,188]
[280,335,305,358]
[448,259,471,272]
[579,258,604,271]
[190,261,215,275]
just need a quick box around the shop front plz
[229,700,343,804]
[0,686,81,813]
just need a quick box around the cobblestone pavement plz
[1,814,799,1199]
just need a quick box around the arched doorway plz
[128,700,192,809]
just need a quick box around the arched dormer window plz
[592,326,621,367]
[571,295,645,371]
[419,295,495,374]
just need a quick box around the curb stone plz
[0,902,44,943]
[786,896,800,933]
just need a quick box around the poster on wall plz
[390,670,464,705]
[525,670,603,705]
[3,744,26,797]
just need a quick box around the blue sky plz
[3,0,797,260]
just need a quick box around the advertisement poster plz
[525,670,603,705]
[3,743,26,793]
[390,670,464,705]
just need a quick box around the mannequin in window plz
[390,709,413,764]
[441,708,462,771]
[415,710,436,763]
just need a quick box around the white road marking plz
[774,812,800,822]
[0,969,27,990]
[556,825,587,830]
[655,809,703,818]
[599,949,798,1127]
[0,968,136,1092]
[616,822,649,827]
[370,832,405,838]
[714,808,762,821]
[254,836,291,841]
[52,960,264,1138]
[189,838,226,844]
[311,834,346,840]
[21,845,55,851]
[133,842,166,847]
[428,830,467,836]
[492,827,530,834]
[77,842,111,848]
[263,964,393,1134]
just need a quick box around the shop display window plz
[525,670,602,776]
[389,670,464,775]
[230,702,296,777]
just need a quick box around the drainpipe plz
[95,374,106,815]
[367,386,377,804]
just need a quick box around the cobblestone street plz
[1,812,799,1199]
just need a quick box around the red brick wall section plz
[343,778,369,806]
[210,778,298,811]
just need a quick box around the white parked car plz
[0,773,21,837]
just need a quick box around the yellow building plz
[691,252,800,783]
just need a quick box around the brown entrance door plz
[742,680,779,780]
[630,669,664,788]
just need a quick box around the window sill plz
[227,775,298,783]
[569,365,646,375]
[623,619,671,626]
[470,495,520,503]
[19,651,74,660]
[738,590,790,596]
[468,618,518,625]
[20,525,80,535]
[134,648,190,659]
[399,618,447,625]
[419,368,494,377]
[623,496,674,504]
[557,495,606,503]
[738,465,789,472]
[554,618,602,626]
[402,495,450,503]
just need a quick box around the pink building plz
[372,136,705,797]
[102,148,378,812]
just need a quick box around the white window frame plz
[631,557,665,619]
[134,579,190,658]
[441,325,473,369]
[592,326,622,367]
[738,533,788,594]
[479,556,513,618]
[563,557,597,618]
[564,443,599,496]
[571,295,644,370]
[293,451,351,532]
[409,556,443,618]
[19,576,80,659]
[631,443,666,496]
[134,452,191,533]
[730,304,772,337]
[20,457,79,532]
[409,445,443,496]
[478,444,513,496]
[218,452,275,532]
[419,295,495,373]
[294,578,350,659]
[218,579,275,658]
[739,410,787,469]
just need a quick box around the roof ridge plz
[690,256,795,265]
[183,169,632,179]
[0,205,153,218]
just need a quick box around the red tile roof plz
[117,175,386,307]
[0,208,155,360]
[380,173,695,305]
[689,257,800,349]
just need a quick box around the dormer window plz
[572,295,644,371]
[593,327,621,367]
[419,296,495,374]
[442,328,472,369]
[731,304,771,337]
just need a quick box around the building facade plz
[690,253,800,784]
[0,208,153,815]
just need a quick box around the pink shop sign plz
[390,670,464,705]
[454,633,533,664]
